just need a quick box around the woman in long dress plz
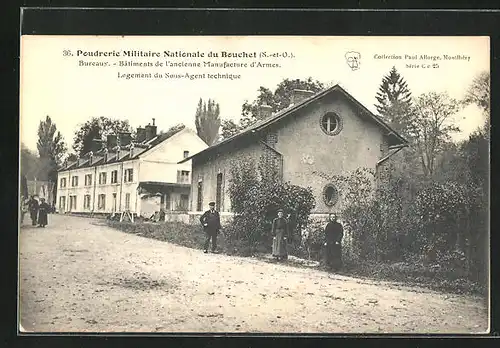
[324,213,344,270]
[272,209,289,261]
[38,198,50,228]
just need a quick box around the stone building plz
[56,120,208,218]
[180,85,408,217]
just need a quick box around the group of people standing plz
[271,210,344,270]
[199,202,344,271]
[20,195,50,228]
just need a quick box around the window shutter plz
[177,170,181,183]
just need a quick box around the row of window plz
[60,193,131,211]
[60,169,134,188]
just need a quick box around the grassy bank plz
[105,220,486,296]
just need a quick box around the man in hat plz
[200,201,221,253]
[324,213,344,271]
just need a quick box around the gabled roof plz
[60,126,187,172]
[179,84,408,164]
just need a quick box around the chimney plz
[136,126,146,143]
[103,148,109,162]
[91,139,103,153]
[118,132,132,147]
[116,146,121,160]
[144,119,157,142]
[107,134,117,149]
[88,151,94,165]
[130,143,135,158]
[290,89,315,107]
[259,104,273,119]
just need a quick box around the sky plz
[20,36,489,154]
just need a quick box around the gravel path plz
[19,214,488,333]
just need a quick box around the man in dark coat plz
[200,201,221,253]
[324,213,344,271]
[28,196,39,226]
[38,198,50,228]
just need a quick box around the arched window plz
[320,112,342,135]
[323,184,339,206]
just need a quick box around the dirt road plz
[19,214,488,334]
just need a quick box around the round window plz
[323,184,339,206]
[320,112,343,135]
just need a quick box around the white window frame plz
[84,195,91,209]
[111,170,118,184]
[98,194,106,210]
[99,172,107,185]
[124,168,134,183]
[85,174,92,186]
[320,112,343,136]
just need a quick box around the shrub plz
[227,157,315,252]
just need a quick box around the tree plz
[219,119,241,141]
[195,98,221,146]
[21,144,40,179]
[463,71,490,140]
[21,175,28,198]
[37,116,67,204]
[407,92,462,178]
[375,66,413,133]
[37,115,66,166]
[240,77,324,129]
[73,117,132,156]
[65,153,79,164]
[463,71,490,116]
[158,123,186,139]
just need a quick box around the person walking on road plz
[200,201,221,253]
[28,196,39,226]
[272,209,290,262]
[324,213,344,271]
[38,198,50,228]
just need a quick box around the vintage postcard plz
[19,35,490,334]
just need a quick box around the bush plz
[325,164,487,292]
[227,157,315,253]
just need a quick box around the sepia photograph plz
[19,35,490,334]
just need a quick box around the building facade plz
[56,122,208,217]
[181,85,408,215]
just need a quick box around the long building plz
[56,120,208,217]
